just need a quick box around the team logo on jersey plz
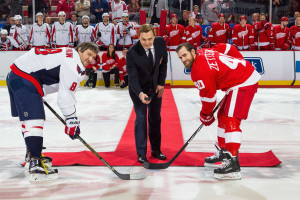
[184,68,191,74]
[77,65,85,75]
[192,31,201,38]
[170,30,179,37]
[238,30,248,38]
[24,112,28,117]
[216,29,227,37]
[244,57,265,75]
[276,32,286,39]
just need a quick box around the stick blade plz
[115,172,147,180]
[143,162,170,169]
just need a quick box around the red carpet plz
[43,88,281,167]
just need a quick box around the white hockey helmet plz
[82,15,90,21]
[36,12,44,17]
[14,15,22,21]
[122,12,129,17]
[102,13,109,18]
[0,29,8,35]
[58,11,66,17]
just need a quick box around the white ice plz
[0,86,300,200]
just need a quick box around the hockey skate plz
[204,144,231,168]
[29,157,58,182]
[213,152,241,180]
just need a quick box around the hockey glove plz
[19,44,26,50]
[200,111,215,126]
[253,22,263,31]
[249,44,256,51]
[282,42,290,50]
[68,43,74,48]
[97,31,101,38]
[65,117,80,140]
[269,43,275,50]
[122,30,127,37]
[51,43,57,49]
[1,43,8,51]
[27,44,32,50]
[96,40,103,47]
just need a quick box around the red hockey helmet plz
[239,15,247,21]
[218,13,225,18]
[170,14,178,19]
[281,16,289,22]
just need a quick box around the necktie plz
[148,49,154,67]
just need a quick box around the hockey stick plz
[43,100,147,180]
[143,97,224,169]
[291,36,296,86]
[164,29,174,85]
[17,33,28,47]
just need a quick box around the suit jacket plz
[127,36,168,104]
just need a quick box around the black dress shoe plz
[151,151,167,160]
[137,155,148,164]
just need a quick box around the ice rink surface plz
[0,86,300,200]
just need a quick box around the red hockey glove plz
[68,43,74,48]
[264,23,270,30]
[96,40,103,47]
[249,44,256,51]
[27,44,32,50]
[44,44,50,49]
[19,44,26,50]
[1,43,8,51]
[269,43,275,50]
[122,30,127,37]
[253,22,263,31]
[200,111,215,126]
[65,117,80,140]
[282,42,290,50]
[51,43,56,49]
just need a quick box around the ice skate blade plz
[213,172,242,180]
[204,162,224,168]
[29,173,59,182]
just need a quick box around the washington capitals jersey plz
[9,24,29,48]
[51,21,74,46]
[75,25,95,45]
[29,23,51,47]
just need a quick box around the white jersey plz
[51,21,74,46]
[94,22,116,47]
[13,48,85,116]
[29,23,51,47]
[111,1,128,21]
[9,24,29,48]
[75,25,95,45]
[0,37,12,50]
[116,22,137,48]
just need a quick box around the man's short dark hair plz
[176,43,195,53]
[75,42,99,54]
[139,23,155,36]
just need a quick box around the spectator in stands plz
[232,15,255,51]
[75,15,95,46]
[110,0,128,22]
[253,13,274,50]
[208,13,231,46]
[164,14,185,50]
[172,0,190,12]
[28,0,49,19]
[0,29,12,51]
[273,16,290,50]
[10,0,26,17]
[127,0,139,21]
[289,0,300,20]
[118,48,128,88]
[75,0,91,23]
[91,0,110,23]
[10,15,29,50]
[148,0,168,24]
[250,13,259,25]
[94,12,116,50]
[201,0,219,25]
[51,11,74,48]
[56,0,75,19]
[101,44,120,88]
[185,17,204,50]
[116,12,137,50]
[289,15,300,50]
[288,11,300,28]
[0,0,10,17]
[190,5,200,19]
[218,0,235,18]
[28,12,51,49]
[4,16,15,34]
[178,10,189,28]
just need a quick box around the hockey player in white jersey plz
[0,29,12,51]
[94,12,116,50]
[28,13,51,49]
[116,12,137,50]
[9,15,29,50]
[51,11,74,48]
[6,42,99,181]
[75,15,95,46]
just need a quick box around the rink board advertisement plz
[0,50,298,86]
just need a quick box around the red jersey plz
[289,25,300,50]
[86,54,101,70]
[118,57,127,81]
[101,53,119,72]
[164,24,185,49]
[191,49,261,115]
[232,24,254,50]
[208,22,231,45]
[273,25,290,50]
[211,43,244,59]
[185,25,204,50]
[253,21,274,47]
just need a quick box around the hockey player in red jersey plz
[176,43,260,180]
[164,14,185,50]
[6,42,99,181]
[273,17,290,50]
[252,13,274,50]
[232,15,255,51]
[118,48,128,88]
[208,14,231,47]
[289,15,300,50]
[185,17,205,50]
[211,43,244,59]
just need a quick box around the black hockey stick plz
[43,100,147,180]
[143,97,224,169]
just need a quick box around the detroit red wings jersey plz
[164,24,185,49]
[29,23,51,47]
[51,21,74,46]
[94,22,116,47]
[191,49,261,115]
[75,25,95,45]
[232,24,254,50]
[118,57,127,80]
[211,43,244,59]
[289,26,300,50]
[9,24,29,48]
[185,25,203,50]
[273,25,290,50]
[101,52,119,72]
[253,22,274,47]
[208,22,230,45]
[0,37,12,50]
[12,48,85,116]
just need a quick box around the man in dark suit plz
[127,24,168,164]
